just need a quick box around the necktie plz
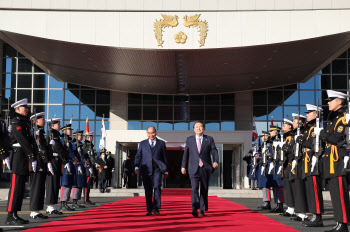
[197,138,203,167]
[151,141,154,148]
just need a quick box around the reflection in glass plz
[253,91,267,105]
[48,105,63,119]
[300,91,315,105]
[81,105,95,120]
[221,93,235,105]
[268,91,283,105]
[81,90,95,105]
[332,75,347,90]
[49,75,64,88]
[5,58,16,73]
[205,122,220,131]
[174,96,188,105]
[17,75,32,88]
[128,93,142,105]
[158,106,173,120]
[158,95,173,105]
[18,59,32,72]
[268,106,283,121]
[128,121,141,130]
[143,106,157,120]
[65,89,80,104]
[158,122,173,130]
[190,106,204,120]
[34,74,47,88]
[33,90,47,104]
[205,106,220,120]
[283,90,298,105]
[321,75,331,89]
[49,90,64,104]
[4,74,16,89]
[332,60,347,74]
[221,106,234,121]
[174,122,188,130]
[221,121,235,131]
[65,105,80,120]
[205,95,219,105]
[128,106,141,120]
[17,90,32,103]
[299,76,314,89]
[253,106,267,120]
[96,106,110,119]
[174,106,189,120]
[143,121,157,130]
[96,90,110,104]
[143,94,157,105]
[283,106,299,119]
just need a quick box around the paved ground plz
[0,197,343,232]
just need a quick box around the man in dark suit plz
[135,126,168,216]
[181,121,219,217]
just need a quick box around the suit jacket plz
[181,134,219,176]
[134,138,168,176]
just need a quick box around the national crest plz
[337,126,344,133]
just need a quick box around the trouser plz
[190,166,210,211]
[7,174,26,212]
[60,186,72,202]
[30,172,46,211]
[283,177,294,207]
[72,187,82,200]
[84,176,94,203]
[99,179,107,191]
[328,176,350,223]
[290,178,308,213]
[305,175,324,214]
[262,187,271,202]
[46,174,61,205]
[142,168,162,212]
[250,179,257,189]
[272,186,283,204]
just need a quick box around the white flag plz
[99,117,106,150]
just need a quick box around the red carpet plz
[25,196,298,232]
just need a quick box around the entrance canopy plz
[2,30,350,94]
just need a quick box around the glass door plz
[209,143,223,188]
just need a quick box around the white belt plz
[13,143,21,147]
[53,153,59,157]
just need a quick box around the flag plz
[85,116,89,134]
[271,116,274,126]
[69,115,73,124]
[252,118,258,146]
[99,116,106,150]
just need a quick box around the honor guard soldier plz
[71,130,86,209]
[289,113,309,222]
[280,118,296,217]
[314,90,350,232]
[96,149,110,193]
[6,98,34,225]
[256,131,274,210]
[29,112,49,220]
[106,151,115,187]
[268,125,284,213]
[295,104,324,227]
[59,124,76,211]
[45,118,66,215]
[83,131,96,205]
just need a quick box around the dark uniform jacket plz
[281,130,295,178]
[82,140,95,177]
[10,113,35,175]
[33,126,49,173]
[0,119,11,160]
[320,107,347,178]
[49,129,68,176]
[96,157,111,180]
[289,127,305,180]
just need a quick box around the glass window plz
[205,95,220,105]
[174,122,188,130]
[339,51,347,58]
[315,75,321,89]
[158,95,173,105]
[80,120,90,132]
[4,58,16,73]
[128,106,141,120]
[321,75,331,89]
[3,44,17,57]
[174,96,188,105]
[4,89,15,101]
[190,95,204,105]
[253,106,267,120]
[268,106,283,121]
[48,105,63,119]
[96,106,110,119]
[34,74,47,88]
[66,83,79,89]
[49,75,64,88]
[33,90,47,104]
[205,106,220,120]
[332,60,347,74]
[80,90,95,104]
[300,76,315,90]
[81,105,95,120]
[143,106,157,120]
[128,93,142,105]
[322,64,330,74]
[255,121,268,135]
[221,121,235,131]
[128,121,141,130]
[49,90,64,104]
[205,122,220,131]
[284,84,297,90]
[34,64,44,73]
[64,105,80,120]
[96,90,110,104]
[253,91,267,105]
[3,74,15,89]
[32,105,47,115]
[18,58,32,72]
[17,90,32,103]
[17,74,32,88]
[190,106,204,120]
[174,105,189,120]
[332,75,347,90]
[158,106,173,120]
[221,93,235,105]
[143,94,157,105]
[65,89,80,104]
[268,91,283,105]
[221,106,235,121]
[300,91,315,105]
[284,90,298,105]
[143,121,157,130]
[158,122,173,130]
[284,106,299,119]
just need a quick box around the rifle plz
[250,144,258,178]
[270,134,280,175]
[291,112,301,175]
[312,100,322,174]
[63,125,72,176]
[261,141,267,177]
[277,128,284,178]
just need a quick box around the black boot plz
[258,201,271,210]
[13,212,29,224]
[85,200,95,205]
[60,201,75,211]
[5,212,18,225]
[302,214,323,227]
[269,203,284,213]
[73,199,85,208]
[332,223,349,232]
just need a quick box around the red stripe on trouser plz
[313,176,320,214]
[279,187,284,203]
[267,188,270,201]
[72,188,76,199]
[8,174,16,212]
[85,177,89,203]
[61,186,64,201]
[338,176,347,223]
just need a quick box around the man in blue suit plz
[135,126,168,216]
[181,121,219,217]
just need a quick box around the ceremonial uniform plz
[82,133,96,205]
[96,151,111,193]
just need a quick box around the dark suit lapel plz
[145,140,152,154]
[200,135,207,155]
[151,139,159,155]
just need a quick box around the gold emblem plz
[337,126,344,133]
[174,31,187,44]
[312,133,316,137]
[183,14,208,47]
[154,15,179,47]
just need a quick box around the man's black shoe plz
[146,211,152,216]
[60,202,75,211]
[31,213,48,219]
[269,204,284,213]
[192,210,198,218]
[5,213,26,225]
[154,209,160,215]
[280,212,295,217]
[85,200,95,205]
[303,220,323,227]
[73,200,85,208]
[290,216,309,222]
[199,210,205,216]
[324,222,349,232]
[46,210,63,215]
[258,202,271,210]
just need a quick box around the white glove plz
[261,166,265,176]
[32,160,37,172]
[78,147,82,153]
[294,135,298,141]
[291,160,297,172]
[344,156,349,169]
[313,127,324,136]
[95,163,100,168]
[8,125,12,133]
[346,113,350,124]
[78,166,83,173]
[89,167,93,173]
[4,157,11,170]
[268,163,274,174]
[65,163,71,173]
[277,166,282,175]
[66,142,69,147]
[48,162,54,175]
[36,130,40,136]
[112,169,115,173]
[311,156,317,172]
[50,140,55,146]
